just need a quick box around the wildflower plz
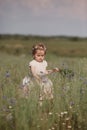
[39,101,43,107]
[8,97,17,106]
[65,117,70,121]
[39,95,43,101]
[40,118,43,121]
[49,112,53,115]
[79,76,84,81]
[2,105,9,112]
[60,112,64,117]
[69,106,72,109]
[83,80,87,85]
[64,111,68,115]
[67,125,72,129]
[2,95,7,99]
[9,105,12,109]
[62,122,66,125]
[6,113,13,121]
[70,101,74,106]
[5,71,10,78]
[60,68,74,79]
[52,127,55,130]
[62,86,67,92]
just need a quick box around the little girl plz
[22,43,60,100]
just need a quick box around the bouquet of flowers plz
[59,68,74,78]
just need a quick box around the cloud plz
[0,0,87,36]
[21,0,53,9]
[19,0,87,20]
[56,0,87,21]
[0,0,87,21]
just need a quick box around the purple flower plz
[2,95,7,99]
[8,98,17,106]
[70,101,74,106]
[5,71,10,78]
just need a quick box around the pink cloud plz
[20,0,54,15]
[19,0,87,20]
[0,0,87,20]
[56,0,87,21]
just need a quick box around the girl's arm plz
[30,66,41,84]
[46,67,60,75]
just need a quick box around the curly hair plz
[32,43,47,55]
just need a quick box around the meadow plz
[0,35,87,130]
[0,35,87,57]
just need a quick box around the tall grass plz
[0,53,87,130]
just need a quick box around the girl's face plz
[34,50,45,62]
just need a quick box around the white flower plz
[67,125,72,129]
[52,127,55,130]
[64,111,68,114]
[49,112,53,115]
[9,105,12,109]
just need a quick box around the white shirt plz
[29,60,48,76]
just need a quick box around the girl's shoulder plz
[43,60,48,66]
[29,60,38,66]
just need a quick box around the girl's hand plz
[53,67,60,72]
[47,67,60,74]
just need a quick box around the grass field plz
[0,35,87,130]
[0,52,87,130]
[0,35,87,57]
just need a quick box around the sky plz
[0,0,87,37]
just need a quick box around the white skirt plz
[21,75,53,99]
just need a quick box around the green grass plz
[0,35,87,57]
[0,52,87,130]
